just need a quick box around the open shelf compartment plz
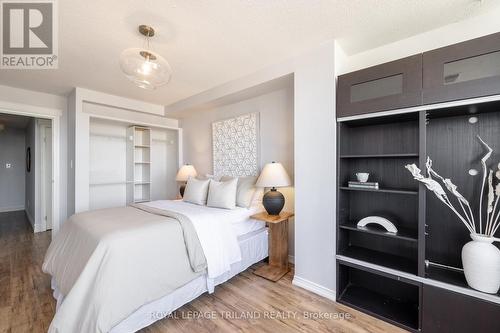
[337,261,421,331]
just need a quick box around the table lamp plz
[176,164,197,197]
[256,162,291,215]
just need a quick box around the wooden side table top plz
[251,211,294,224]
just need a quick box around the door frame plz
[39,120,52,231]
[0,100,61,236]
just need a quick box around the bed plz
[43,200,267,333]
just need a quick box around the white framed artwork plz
[212,112,259,177]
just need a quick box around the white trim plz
[0,205,25,213]
[39,121,52,232]
[177,128,183,168]
[87,114,179,131]
[25,209,34,227]
[77,88,165,116]
[292,276,336,301]
[336,254,500,305]
[337,94,500,122]
[0,100,61,237]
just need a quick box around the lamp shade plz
[120,48,172,90]
[176,165,197,182]
[256,162,291,188]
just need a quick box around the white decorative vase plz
[461,234,500,294]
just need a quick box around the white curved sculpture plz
[357,216,398,234]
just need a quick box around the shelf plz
[339,284,419,331]
[134,199,150,203]
[134,161,151,164]
[339,153,418,159]
[90,181,133,186]
[339,222,418,242]
[339,186,418,195]
[134,182,151,185]
[135,144,150,148]
[426,264,500,297]
[341,246,417,274]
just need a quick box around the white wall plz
[180,84,295,256]
[293,42,336,299]
[0,127,26,212]
[337,6,500,74]
[170,41,337,300]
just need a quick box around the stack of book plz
[348,181,379,189]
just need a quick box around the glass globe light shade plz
[119,48,172,90]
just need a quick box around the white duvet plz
[143,200,248,278]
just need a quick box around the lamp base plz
[263,188,285,215]
[180,183,186,197]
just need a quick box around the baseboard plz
[25,210,35,228]
[0,205,25,213]
[288,255,295,264]
[292,276,336,301]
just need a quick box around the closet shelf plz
[339,153,418,159]
[134,144,150,148]
[339,186,418,195]
[340,246,418,275]
[134,182,151,185]
[134,161,151,164]
[90,181,133,186]
[339,222,418,242]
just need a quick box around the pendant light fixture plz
[120,25,172,90]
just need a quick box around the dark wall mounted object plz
[26,147,31,173]
[337,54,423,117]
[423,32,500,104]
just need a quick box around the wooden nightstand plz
[251,211,294,282]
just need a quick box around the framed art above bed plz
[212,112,260,177]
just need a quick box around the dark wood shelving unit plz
[336,33,500,332]
[337,113,422,330]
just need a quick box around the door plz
[41,124,52,230]
[337,54,423,118]
[423,32,500,104]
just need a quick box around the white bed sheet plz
[51,227,268,333]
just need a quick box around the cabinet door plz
[423,32,500,104]
[337,55,422,118]
[422,285,500,333]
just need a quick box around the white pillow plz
[207,178,238,209]
[220,176,257,208]
[183,178,210,205]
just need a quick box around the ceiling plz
[0,0,496,107]
[0,113,32,129]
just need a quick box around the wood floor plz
[0,211,405,333]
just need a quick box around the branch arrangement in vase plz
[406,136,500,239]
[405,136,500,294]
